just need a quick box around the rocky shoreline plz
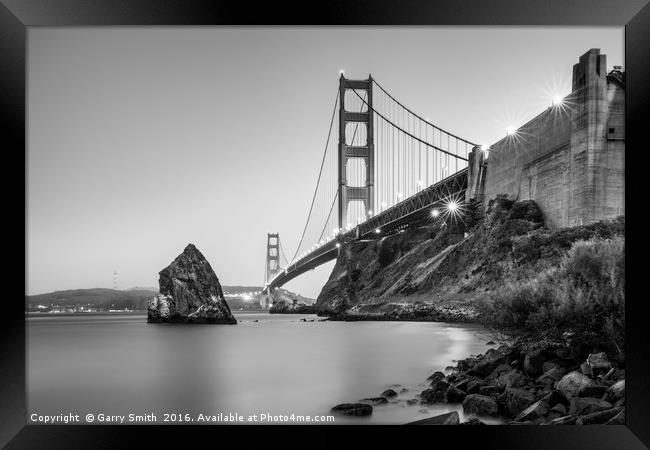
[269,300,317,314]
[325,301,478,323]
[330,342,625,425]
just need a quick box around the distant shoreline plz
[26,311,146,317]
[26,309,274,318]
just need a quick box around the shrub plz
[507,200,544,223]
[478,236,625,357]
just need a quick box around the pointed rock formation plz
[147,244,237,324]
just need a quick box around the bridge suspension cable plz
[289,89,340,265]
[347,85,470,162]
[371,77,477,147]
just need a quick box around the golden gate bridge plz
[263,74,479,294]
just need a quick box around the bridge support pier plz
[338,75,374,230]
[265,233,280,289]
[466,145,487,204]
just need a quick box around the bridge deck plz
[266,168,468,291]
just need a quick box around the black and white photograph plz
[24,25,627,426]
[4,0,650,447]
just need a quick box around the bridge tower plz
[338,74,374,229]
[265,233,281,285]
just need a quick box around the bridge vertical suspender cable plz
[347,86,471,161]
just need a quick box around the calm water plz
[27,312,492,424]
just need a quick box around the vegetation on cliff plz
[479,236,624,358]
[316,196,625,332]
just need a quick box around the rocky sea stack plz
[147,244,237,324]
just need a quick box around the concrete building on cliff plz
[467,48,624,228]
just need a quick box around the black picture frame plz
[3,1,649,448]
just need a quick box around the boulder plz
[466,379,487,394]
[445,385,468,403]
[577,384,608,398]
[330,403,373,416]
[603,380,625,404]
[576,407,622,425]
[454,378,472,392]
[469,348,508,376]
[546,415,577,425]
[504,388,536,416]
[541,390,570,408]
[406,411,460,425]
[495,369,527,389]
[605,407,625,425]
[478,385,503,397]
[147,244,237,324]
[420,381,450,404]
[461,418,486,425]
[456,357,479,372]
[486,364,513,381]
[547,403,567,420]
[515,399,549,422]
[427,371,446,384]
[569,397,613,416]
[359,397,389,405]
[556,371,595,400]
[586,352,612,376]
[580,361,592,376]
[380,389,399,399]
[536,368,565,387]
[462,394,499,417]
[542,360,567,374]
[524,349,547,377]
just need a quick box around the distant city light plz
[506,125,517,136]
[335,243,341,248]
[431,208,440,218]
[375,228,381,233]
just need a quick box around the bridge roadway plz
[265,168,468,292]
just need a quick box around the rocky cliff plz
[315,198,624,321]
[268,288,316,314]
[148,244,237,324]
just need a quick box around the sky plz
[27,27,623,297]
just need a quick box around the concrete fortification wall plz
[469,49,624,228]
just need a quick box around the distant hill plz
[26,288,156,311]
[26,285,265,311]
[221,285,264,295]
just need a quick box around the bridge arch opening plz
[344,88,368,113]
[346,200,368,227]
[345,121,368,147]
[345,158,367,187]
